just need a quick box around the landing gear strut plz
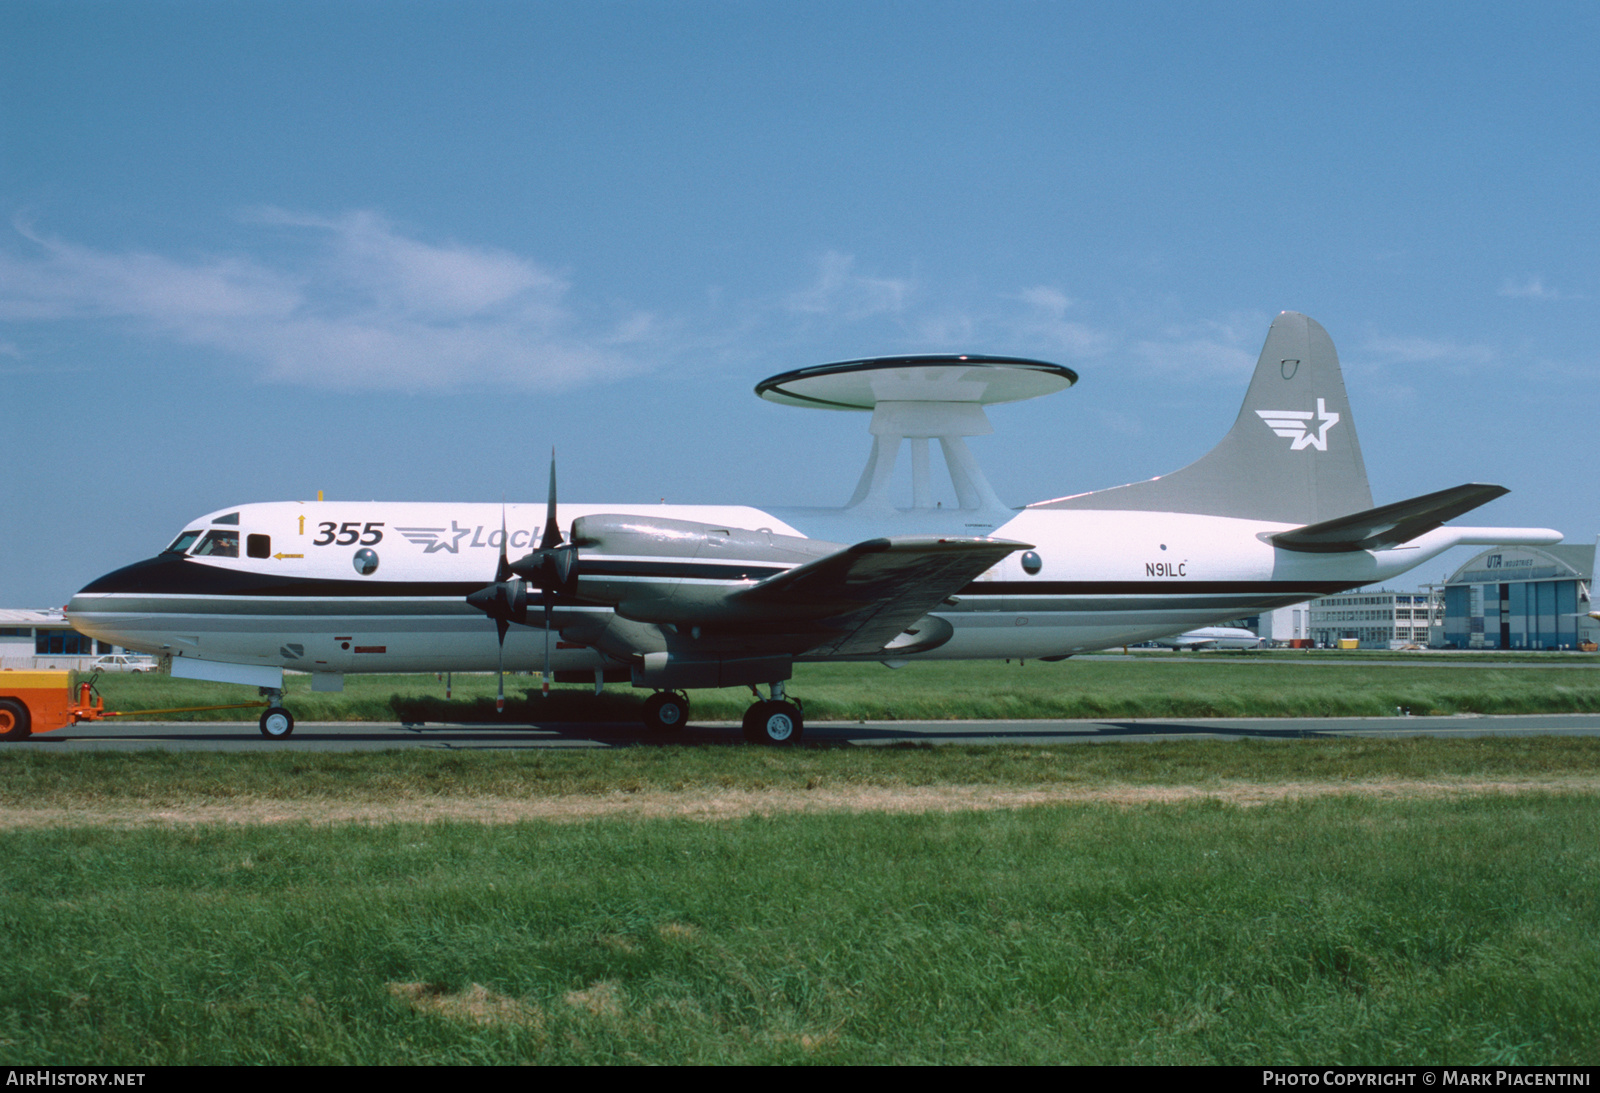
[258,687,294,739]
[641,691,689,733]
[742,680,803,746]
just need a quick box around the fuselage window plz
[163,530,203,554]
[247,534,271,559]
[193,530,240,558]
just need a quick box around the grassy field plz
[2,739,1599,1064]
[13,662,1600,1065]
[79,652,1600,724]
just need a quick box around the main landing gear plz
[741,681,803,746]
[259,687,294,739]
[637,683,804,745]
[641,690,689,733]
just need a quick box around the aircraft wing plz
[1270,483,1509,554]
[732,536,1029,656]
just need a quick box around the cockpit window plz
[212,512,240,525]
[164,530,203,554]
[192,530,240,558]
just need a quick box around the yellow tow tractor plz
[0,670,267,740]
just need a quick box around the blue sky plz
[3,1,1595,605]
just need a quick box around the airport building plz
[1439,544,1596,650]
[1302,590,1442,649]
[0,608,131,670]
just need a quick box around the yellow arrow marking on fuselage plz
[273,553,304,560]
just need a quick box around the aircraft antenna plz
[755,354,1075,514]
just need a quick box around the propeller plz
[464,508,523,712]
[510,455,580,694]
[464,451,580,708]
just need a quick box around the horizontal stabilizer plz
[738,536,1028,655]
[1271,483,1509,554]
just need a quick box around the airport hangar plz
[1187,543,1595,651]
[1438,543,1596,651]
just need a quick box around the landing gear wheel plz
[258,706,295,739]
[743,700,802,746]
[0,698,31,742]
[641,691,689,732]
[740,703,764,742]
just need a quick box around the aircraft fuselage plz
[68,497,1476,676]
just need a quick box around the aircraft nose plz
[68,555,187,654]
[73,552,217,597]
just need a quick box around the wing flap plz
[735,536,1029,655]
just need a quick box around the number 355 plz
[313,521,384,546]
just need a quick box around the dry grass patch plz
[564,981,624,1018]
[7,775,1600,828]
[388,981,544,1029]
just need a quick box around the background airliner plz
[67,313,1560,744]
[1153,627,1267,651]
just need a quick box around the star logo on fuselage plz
[1256,398,1340,451]
[396,521,474,553]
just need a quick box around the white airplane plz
[66,312,1560,744]
[1153,626,1266,651]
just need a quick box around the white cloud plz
[1128,313,1268,378]
[1362,335,1495,368]
[1017,285,1074,318]
[908,311,979,347]
[0,212,647,392]
[785,251,912,319]
[1009,285,1109,357]
[774,266,1114,362]
[1498,275,1578,301]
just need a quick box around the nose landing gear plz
[258,687,295,738]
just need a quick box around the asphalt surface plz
[17,713,1600,751]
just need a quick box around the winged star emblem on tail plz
[1257,397,1340,451]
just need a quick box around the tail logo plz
[1256,398,1340,451]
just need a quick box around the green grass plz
[4,741,1597,1064]
[82,655,1600,724]
[2,793,1596,1064]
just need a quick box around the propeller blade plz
[511,449,580,594]
[543,599,553,696]
[495,505,512,583]
[540,449,562,551]
[495,616,508,714]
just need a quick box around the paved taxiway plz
[18,713,1600,751]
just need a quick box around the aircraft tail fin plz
[1031,312,1374,524]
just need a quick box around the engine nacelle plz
[572,514,838,565]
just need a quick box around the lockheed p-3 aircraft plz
[66,313,1561,744]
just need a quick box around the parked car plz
[89,654,161,673]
